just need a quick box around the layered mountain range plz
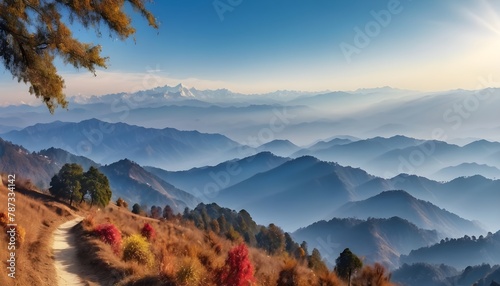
[293,217,439,269]
[1,118,242,170]
[1,131,495,268]
[2,85,500,282]
[2,86,500,145]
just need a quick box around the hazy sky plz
[1,0,500,105]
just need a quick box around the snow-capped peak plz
[162,83,195,99]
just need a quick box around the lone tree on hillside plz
[50,163,112,207]
[0,0,158,113]
[81,166,112,207]
[49,163,83,206]
[132,203,142,215]
[335,248,363,286]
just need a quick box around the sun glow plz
[463,0,500,37]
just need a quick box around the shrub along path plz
[52,216,85,286]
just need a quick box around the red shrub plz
[141,222,156,241]
[219,243,255,286]
[94,223,122,253]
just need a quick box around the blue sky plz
[2,0,500,105]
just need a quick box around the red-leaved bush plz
[219,243,255,286]
[94,223,122,254]
[141,222,156,241]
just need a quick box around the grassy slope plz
[0,175,79,286]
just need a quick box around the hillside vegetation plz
[0,175,80,285]
[73,200,396,286]
[401,232,500,269]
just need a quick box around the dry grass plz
[0,175,79,286]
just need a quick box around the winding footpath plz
[52,216,86,286]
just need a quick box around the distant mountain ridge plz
[1,118,244,171]
[290,135,500,182]
[216,155,375,231]
[0,137,201,212]
[257,140,300,157]
[0,138,105,188]
[145,152,290,199]
[99,159,200,213]
[391,263,459,286]
[434,163,500,181]
[401,230,500,270]
[69,83,322,105]
[0,137,59,188]
[4,88,500,147]
[292,135,425,171]
[353,174,500,232]
[293,216,439,269]
[207,154,500,234]
[331,190,485,238]
[392,262,500,286]
[39,147,100,171]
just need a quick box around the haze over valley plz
[2,84,500,285]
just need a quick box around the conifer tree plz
[0,0,158,112]
[163,204,174,219]
[335,248,363,286]
[49,163,83,206]
[82,166,111,207]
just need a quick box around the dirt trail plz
[52,216,86,286]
